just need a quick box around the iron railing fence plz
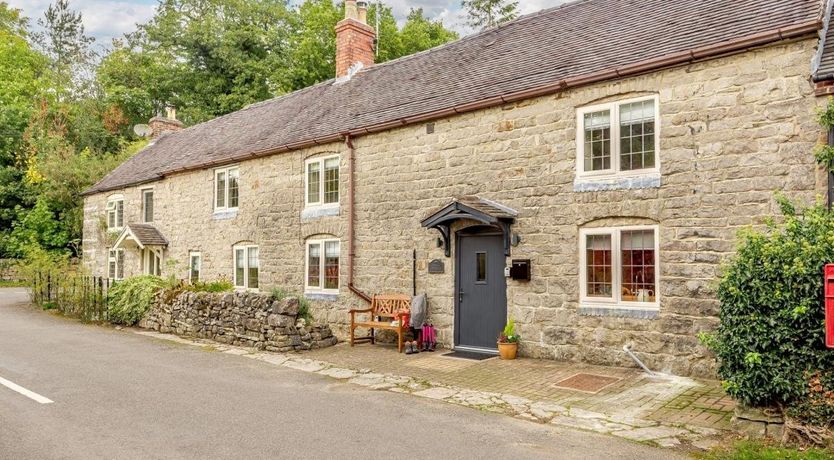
[29,271,111,322]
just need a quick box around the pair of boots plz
[404,340,436,354]
[404,341,420,354]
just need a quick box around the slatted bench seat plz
[349,294,411,353]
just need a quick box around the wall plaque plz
[428,259,445,274]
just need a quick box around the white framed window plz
[108,249,124,280]
[233,244,259,290]
[189,252,201,284]
[141,188,154,223]
[305,238,340,293]
[143,249,162,276]
[214,166,239,212]
[576,95,659,178]
[106,195,124,230]
[305,156,339,208]
[579,225,659,309]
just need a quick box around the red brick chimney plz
[335,0,375,79]
[148,106,184,138]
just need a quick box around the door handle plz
[459,289,464,303]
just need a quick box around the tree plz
[282,0,342,91]
[0,3,47,255]
[461,0,519,30]
[398,8,459,57]
[98,0,459,122]
[35,0,97,100]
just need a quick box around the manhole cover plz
[553,373,621,393]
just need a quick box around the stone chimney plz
[148,105,184,138]
[335,0,375,79]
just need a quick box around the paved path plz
[0,288,685,459]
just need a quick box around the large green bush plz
[107,275,165,325]
[705,198,834,418]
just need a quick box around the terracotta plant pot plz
[497,341,518,360]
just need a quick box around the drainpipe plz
[828,127,834,212]
[345,134,372,304]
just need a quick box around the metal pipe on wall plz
[828,127,834,211]
[345,134,371,304]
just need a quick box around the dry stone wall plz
[140,291,337,351]
[84,38,826,377]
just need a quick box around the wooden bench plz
[349,294,411,353]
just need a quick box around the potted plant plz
[497,318,520,360]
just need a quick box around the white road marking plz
[0,376,53,404]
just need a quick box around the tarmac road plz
[0,287,685,460]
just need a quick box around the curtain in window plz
[247,247,259,289]
[621,230,655,302]
[228,169,239,208]
[585,234,612,297]
[307,243,321,287]
[216,171,226,208]
[235,248,245,287]
[307,163,320,204]
[324,242,339,289]
[583,110,611,171]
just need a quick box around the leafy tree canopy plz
[461,0,519,30]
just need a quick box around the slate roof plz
[85,0,823,195]
[421,196,518,227]
[126,223,168,247]
[815,1,834,80]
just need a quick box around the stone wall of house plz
[84,37,826,377]
[140,290,338,351]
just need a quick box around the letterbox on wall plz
[510,259,531,281]
[825,265,834,349]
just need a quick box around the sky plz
[8,0,566,48]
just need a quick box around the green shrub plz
[704,198,834,420]
[297,295,311,323]
[186,279,233,293]
[270,286,312,323]
[107,275,165,325]
[270,286,290,301]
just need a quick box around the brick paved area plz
[306,343,734,431]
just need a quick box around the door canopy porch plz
[113,223,168,254]
[420,196,517,257]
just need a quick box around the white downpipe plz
[623,344,656,376]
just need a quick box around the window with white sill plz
[189,252,201,284]
[106,195,124,230]
[305,156,339,209]
[141,188,154,223]
[108,248,124,280]
[214,166,239,212]
[576,96,659,180]
[305,239,339,294]
[233,244,259,290]
[580,226,659,309]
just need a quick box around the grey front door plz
[455,229,507,351]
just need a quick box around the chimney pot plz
[345,0,358,20]
[335,0,376,78]
[356,1,368,24]
[149,106,184,138]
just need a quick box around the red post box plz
[825,265,834,348]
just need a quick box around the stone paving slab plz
[304,343,734,429]
[133,330,734,451]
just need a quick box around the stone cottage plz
[83,0,834,376]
